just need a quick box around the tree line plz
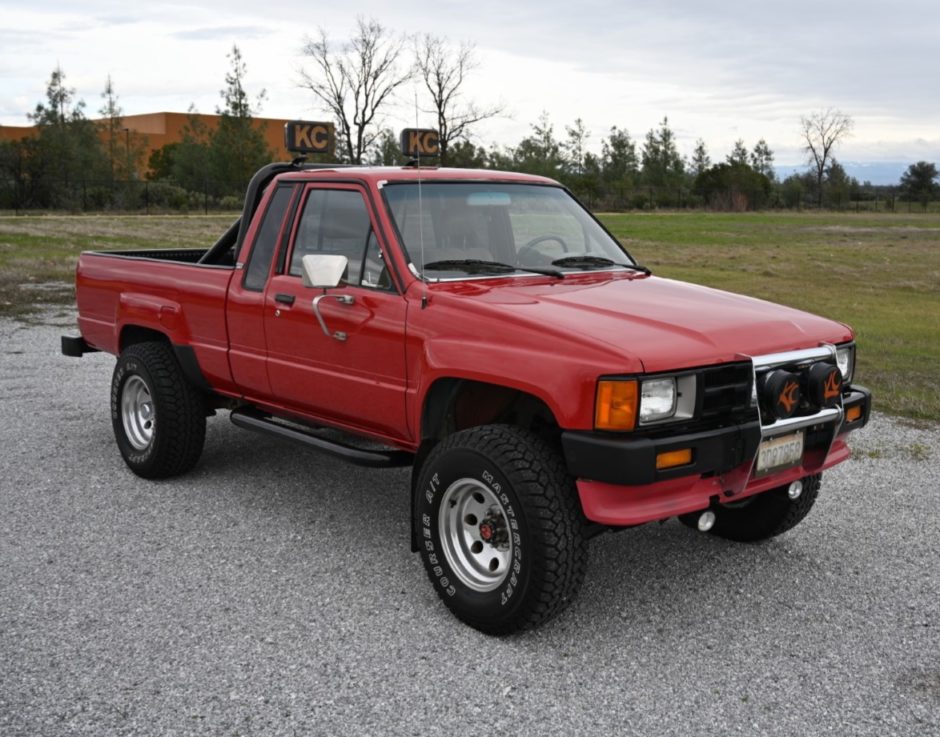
[1,19,937,212]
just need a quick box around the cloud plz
[171,25,271,41]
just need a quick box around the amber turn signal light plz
[845,405,862,423]
[656,448,693,470]
[595,380,638,431]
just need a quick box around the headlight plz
[639,378,677,423]
[595,375,695,431]
[836,345,855,383]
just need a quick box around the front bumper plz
[563,385,871,526]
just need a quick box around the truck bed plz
[75,249,237,392]
[88,248,210,264]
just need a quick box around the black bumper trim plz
[840,385,872,432]
[60,335,98,357]
[561,420,762,486]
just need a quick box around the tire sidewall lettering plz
[419,455,525,610]
[111,359,156,465]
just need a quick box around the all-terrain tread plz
[422,425,588,634]
[112,341,206,479]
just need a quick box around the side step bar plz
[230,407,413,469]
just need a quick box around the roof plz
[276,166,560,187]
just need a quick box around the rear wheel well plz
[120,325,169,352]
[118,325,215,406]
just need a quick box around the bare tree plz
[800,109,853,207]
[414,34,502,165]
[299,18,411,163]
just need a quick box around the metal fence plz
[0,178,248,214]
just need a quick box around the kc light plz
[639,377,677,424]
[595,380,638,431]
[836,345,855,383]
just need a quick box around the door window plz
[289,189,372,284]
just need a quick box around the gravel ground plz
[1,310,938,737]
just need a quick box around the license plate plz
[756,431,804,475]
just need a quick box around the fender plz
[116,293,191,348]
[415,337,603,433]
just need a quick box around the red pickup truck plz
[63,154,871,634]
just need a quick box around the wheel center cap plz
[479,521,494,541]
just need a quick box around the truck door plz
[262,184,410,442]
[227,183,299,402]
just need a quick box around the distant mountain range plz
[775,162,915,186]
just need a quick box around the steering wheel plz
[517,234,570,262]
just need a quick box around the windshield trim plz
[419,267,644,283]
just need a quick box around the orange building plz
[0,111,296,173]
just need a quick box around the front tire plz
[110,341,206,479]
[415,425,587,634]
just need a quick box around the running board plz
[230,408,413,468]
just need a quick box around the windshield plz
[382,182,637,279]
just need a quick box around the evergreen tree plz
[28,66,108,207]
[726,139,749,166]
[640,117,684,190]
[899,161,938,205]
[750,139,775,180]
[513,113,564,177]
[564,118,590,176]
[171,106,212,193]
[601,127,638,204]
[208,45,273,196]
[99,76,146,182]
[690,139,710,178]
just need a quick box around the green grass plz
[1,210,938,421]
[598,210,940,421]
[0,213,237,315]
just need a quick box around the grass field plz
[0,210,937,421]
[601,211,940,421]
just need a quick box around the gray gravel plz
[1,309,938,737]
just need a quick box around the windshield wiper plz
[423,259,564,279]
[550,255,651,275]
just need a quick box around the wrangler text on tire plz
[414,425,587,634]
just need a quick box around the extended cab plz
[63,146,871,634]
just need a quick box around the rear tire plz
[681,474,821,542]
[414,425,587,634]
[111,341,206,479]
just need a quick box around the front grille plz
[701,362,753,420]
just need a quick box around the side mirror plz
[301,254,347,289]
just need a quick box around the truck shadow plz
[191,416,839,647]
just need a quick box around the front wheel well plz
[420,378,560,444]
[410,382,565,553]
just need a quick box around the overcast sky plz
[2,0,938,168]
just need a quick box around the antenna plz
[398,127,441,283]
[414,88,426,281]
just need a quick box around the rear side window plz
[243,185,294,291]
[289,189,372,284]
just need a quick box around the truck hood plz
[430,272,853,373]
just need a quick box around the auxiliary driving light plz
[697,510,716,532]
[762,369,802,419]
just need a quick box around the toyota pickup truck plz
[63,131,871,634]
